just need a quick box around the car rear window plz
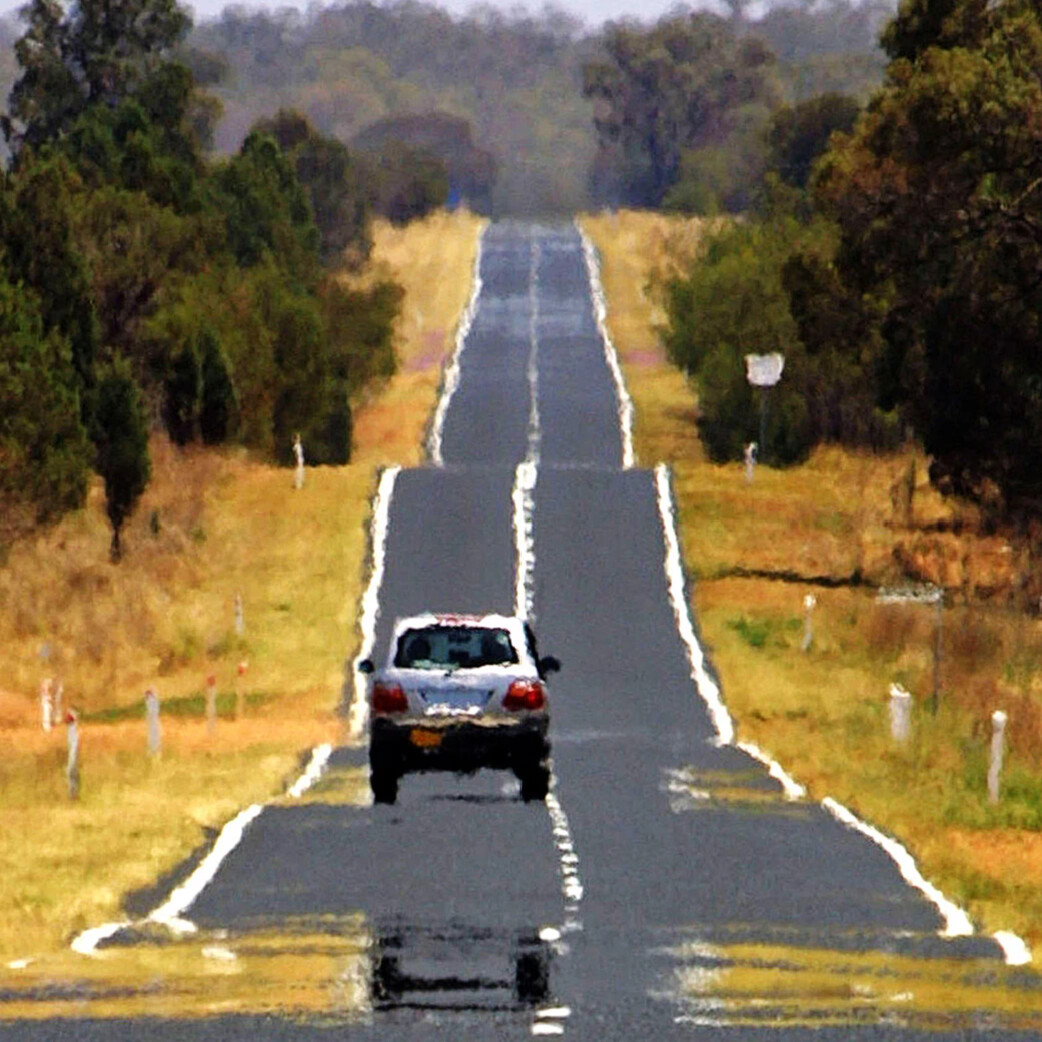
[394,625,519,669]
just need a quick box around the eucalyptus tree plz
[817,0,1042,514]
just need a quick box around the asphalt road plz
[4,222,1042,1040]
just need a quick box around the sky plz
[0,0,712,29]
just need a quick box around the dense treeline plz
[659,0,1042,525]
[177,0,890,216]
[0,0,401,558]
[0,0,900,556]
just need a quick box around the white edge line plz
[575,220,635,469]
[70,920,131,956]
[653,462,1034,962]
[994,929,1033,966]
[822,797,974,939]
[736,740,806,801]
[428,227,485,466]
[71,739,339,956]
[654,463,734,746]
[147,803,265,929]
[349,465,401,741]
[285,742,334,799]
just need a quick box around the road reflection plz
[370,920,554,1011]
[1,913,561,1028]
[660,930,1042,1032]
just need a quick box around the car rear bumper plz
[370,717,549,775]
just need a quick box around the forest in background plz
[185,0,890,215]
[0,0,891,217]
[0,0,923,563]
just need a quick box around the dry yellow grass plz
[584,209,1042,953]
[351,210,485,467]
[0,210,484,965]
[581,210,705,465]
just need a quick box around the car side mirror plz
[538,655,561,676]
[357,659,375,675]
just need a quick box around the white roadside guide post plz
[65,709,80,800]
[40,677,53,732]
[889,683,912,744]
[989,709,1008,804]
[234,591,245,637]
[236,660,248,719]
[145,687,161,758]
[206,673,218,734]
[802,593,817,652]
[744,352,785,465]
[293,433,305,490]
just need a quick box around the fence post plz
[145,687,161,758]
[889,683,912,744]
[65,710,80,800]
[988,709,1007,804]
[206,674,217,734]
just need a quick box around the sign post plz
[877,584,944,714]
[744,353,785,462]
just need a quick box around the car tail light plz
[503,680,546,711]
[372,682,408,714]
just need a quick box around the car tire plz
[371,769,399,805]
[518,764,550,803]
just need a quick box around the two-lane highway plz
[3,221,1040,1041]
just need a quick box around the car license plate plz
[409,728,443,748]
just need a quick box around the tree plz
[352,112,496,215]
[0,271,91,547]
[816,0,1042,513]
[360,140,449,226]
[91,358,151,562]
[198,327,236,445]
[5,0,191,154]
[660,209,898,463]
[766,93,861,191]
[0,154,99,392]
[253,110,371,266]
[582,13,778,206]
[661,216,809,462]
[210,131,319,279]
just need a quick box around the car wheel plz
[371,769,399,805]
[518,764,550,803]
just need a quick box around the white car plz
[360,613,560,805]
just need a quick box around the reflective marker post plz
[206,674,217,734]
[145,687,161,758]
[40,678,53,733]
[989,710,1007,804]
[65,710,80,800]
[802,594,817,652]
[889,683,912,744]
